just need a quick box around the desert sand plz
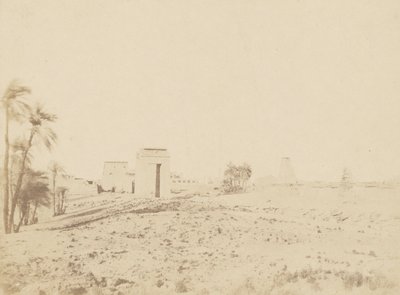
[1,186,399,295]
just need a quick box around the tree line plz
[2,80,67,234]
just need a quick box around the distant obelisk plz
[278,157,296,184]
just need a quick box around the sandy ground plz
[1,186,399,294]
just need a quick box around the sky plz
[1,0,399,182]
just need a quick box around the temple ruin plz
[101,161,134,193]
[135,148,171,198]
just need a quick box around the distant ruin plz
[135,148,171,198]
[100,149,171,197]
[101,161,134,193]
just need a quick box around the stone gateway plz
[135,148,170,198]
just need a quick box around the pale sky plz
[1,0,399,182]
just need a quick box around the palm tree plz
[10,138,33,217]
[1,80,31,234]
[56,186,69,215]
[15,169,50,232]
[239,163,252,192]
[8,103,57,233]
[48,161,65,216]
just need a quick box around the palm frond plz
[10,137,33,167]
[11,137,29,152]
[29,103,57,126]
[1,80,31,124]
[20,181,51,207]
[38,107,57,122]
[48,161,66,176]
[8,99,31,122]
[2,80,31,102]
[19,169,51,207]
[56,186,68,194]
[33,126,58,151]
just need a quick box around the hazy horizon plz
[1,0,399,182]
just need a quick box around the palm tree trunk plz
[15,209,26,233]
[58,192,62,214]
[9,167,14,201]
[24,202,30,225]
[30,201,38,224]
[3,108,10,234]
[60,191,65,214]
[53,174,56,216]
[8,130,34,233]
[60,194,64,214]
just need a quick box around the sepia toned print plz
[1,1,399,294]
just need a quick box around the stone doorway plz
[155,164,161,198]
[135,148,170,198]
